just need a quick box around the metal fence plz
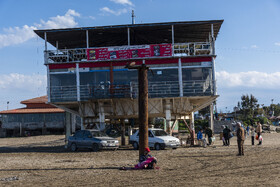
[45,42,212,64]
[49,80,214,102]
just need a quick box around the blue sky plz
[0,0,280,113]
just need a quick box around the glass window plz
[182,68,212,81]
[91,131,108,137]
[148,68,178,82]
[152,130,168,136]
[50,73,76,87]
[74,131,84,138]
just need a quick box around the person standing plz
[223,126,231,146]
[251,127,255,145]
[236,122,245,156]
[205,127,213,145]
[256,122,262,145]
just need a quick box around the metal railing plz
[49,80,214,102]
[45,42,212,64]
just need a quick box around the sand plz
[0,133,279,186]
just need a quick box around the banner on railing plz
[87,44,172,61]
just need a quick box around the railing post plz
[47,65,51,103]
[178,58,183,97]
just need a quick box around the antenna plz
[132,10,135,24]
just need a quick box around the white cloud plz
[216,71,280,89]
[275,42,280,46]
[0,73,47,92]
[0,9,80,48]
[35,9,80,29]
[251,45,258,48]
[100,7,128,16]
[110,0,134,6]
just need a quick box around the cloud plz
[100,7,128,16]
[0,9,80,48]
[216,71,280,89]
[275,42,280,46]
[251,45,258,48]
[0,73,47,92]
[110,0,134,6]
[35,9,80,29]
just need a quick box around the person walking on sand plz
[251,126,255,145]
[236,122,245,156]
[256,122,262,145]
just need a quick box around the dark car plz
[68,129,119,152]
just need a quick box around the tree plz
[240,94,259,118]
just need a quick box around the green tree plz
[240,94,259,118]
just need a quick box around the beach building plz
[0,96,79,137]
[34,20,223,141]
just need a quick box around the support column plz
[178,58,183,97]
[99,103,105,130]
[190,112,195,145]
[138,64,149,158]
[71,114,76,133]
[127,27,130,46]
[76,63,80,101]
[121,120,126,146]
[81,117,85,130]
[65,112,71,148]
[165,100,172,134]
[47,65,51,103]
[86,30,89,48]
[210,103,214,131]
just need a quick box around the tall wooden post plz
[138,64,149,158]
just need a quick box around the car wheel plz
[154,143,161,150]
[133,142,139,150]
[70,143,77,152]
[92,143,99,152]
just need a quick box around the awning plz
[34,20,223,49]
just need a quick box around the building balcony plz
[44,42,213,64]
[49,80,214,103]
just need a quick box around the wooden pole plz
[138,64,149,158]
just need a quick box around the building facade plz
[0,96,78,137]
[34,20,223,137]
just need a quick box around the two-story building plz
[34,20,223,139]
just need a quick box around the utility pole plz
[138,64,149,158]
[126,62,149,159]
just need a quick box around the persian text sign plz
[87,44,172,61]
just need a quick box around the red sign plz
[87,44,172,61]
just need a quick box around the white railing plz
[45,42,212,64]
[49,80,214,102]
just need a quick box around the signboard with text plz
[87,44,172,61]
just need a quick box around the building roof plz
[0,95,65,114]
[34,20,223,49]
[21,95,47,104]
[0,108,64,114]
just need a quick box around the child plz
[251,127,255,145]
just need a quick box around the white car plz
[129,128,180,150]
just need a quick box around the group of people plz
[130,121,263,170]
[236,121,263,156]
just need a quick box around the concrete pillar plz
[210,103,214,131]
[81,117,85,130]
[165,100,172,134]
[71,114,76,133]
[190,112,195,145]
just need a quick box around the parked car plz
[129,128,180,150]
[68,129,119,152]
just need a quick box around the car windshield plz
[152,130,168,136]
[91,131,108,137]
